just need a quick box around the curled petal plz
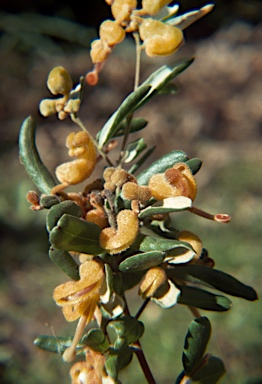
[100,209,139,254]
[139,267,167,298]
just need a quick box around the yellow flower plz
[53,259,105,322]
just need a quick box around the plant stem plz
[135,298,150,319]
[135,339,157,384]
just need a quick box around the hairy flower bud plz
[47,66,73,96]
[139,18,183,57]
[139,267,167,298]
[142,0,171,15]
[90,39,112,64]
[99,20,126,46]
[111,0,137,24]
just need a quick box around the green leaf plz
[134,59,194,110]
[105,347,133,380]
[112,117,148,137]
[191,355,226,384]
[19,116,56,194]
[107,316,144,350]
[40,194,60,209]
[97,85,150,148]
[81,328,109,353]
[139,235,193,253]
[128,145,156,175]
[49,247,80,280]
[119,251,165,272]
[186,158,202,175]
[123,138,147,163]
[34,335,86,356]
[49,214,103,254]
[169,265,258,301]
[136,150,188,186]
[46,200,82,232]
[182,317,211,375]
[177,285,232,311]
[139,197,192,219]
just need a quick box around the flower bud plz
[47,66,73,95]
[139,18,183,57]
[139,267,167,298]
[142,0,171,15]
[111,0,137,24]
[39,99,57,117]
[99,20,126,46]
[90,39,112,64]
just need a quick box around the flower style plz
[53,259,105,322]
[39,66,82,120]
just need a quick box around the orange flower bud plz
[139,18,183,57]
[99,20,126,46]
[90,39,112,64]
[142,0,171,15]
[139,267,167,298]
[111,0,137,24]
[122,181,152,201]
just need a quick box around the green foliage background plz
[0,1,261,383]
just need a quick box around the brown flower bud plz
[142,0,172,15]
[122,182,152,201]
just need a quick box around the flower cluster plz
[86,0,214,85]
[18,1,258,383]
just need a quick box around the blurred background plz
[0,1,261,383]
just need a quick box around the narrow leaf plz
[182,317,211,375]
[177,285,232,311]
[34,335,72,355]
[134,59,194,110]
[49,214,103,254]
[139,197,192,219]
[123,138,147,163]
[112,117,148,137]
[19,116,56,193]
[139,235,193,253]
[98,85,150,148]
[128,145,156,175]
[119,251,165,272]
[169,265,258,301]
[136,150,188,186]
[49,247,80,280]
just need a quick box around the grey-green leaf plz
[34,335,72,355]
[186,158,202,175]
[136,150,188,186]
[98,85,150,148]
[81,328,109,353]
[119,251,165,272]
[139,235,192,253]
[123,138,147,163]
[19,116,56,194]
[107,315,144,349]
[46,200,82,232]
[182,317,211,375]
[49,214,103,254]
[169,265,258,301]
[177,285,232,311]
[49,247,80,280]
[112,117,148,137]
